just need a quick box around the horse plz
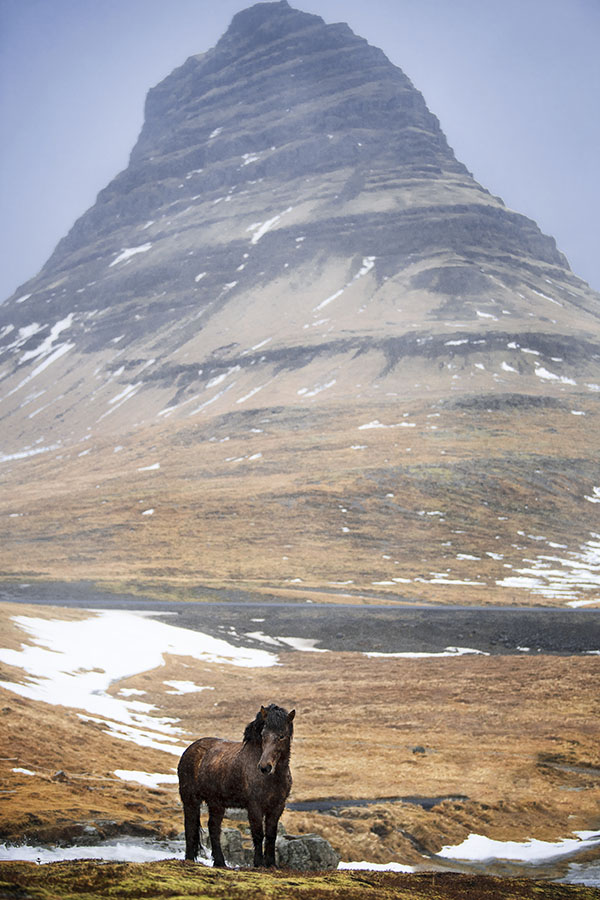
[177,703,295,868]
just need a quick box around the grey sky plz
[1,0,598,301]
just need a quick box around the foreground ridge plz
[0,860,597,900]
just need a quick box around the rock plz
[208,827,339,870]
[217,827,248,866]
[276,833,340,870]
[51,770,69,783]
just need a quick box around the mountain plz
[1,0,599,607]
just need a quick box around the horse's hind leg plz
[182,800,201,861]
[207,803,226,868]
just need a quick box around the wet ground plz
[1,580,599,656]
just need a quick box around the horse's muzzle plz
[259,762,273,775]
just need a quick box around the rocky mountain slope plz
[1,1,599,605]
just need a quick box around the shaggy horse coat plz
[177,704,295,867]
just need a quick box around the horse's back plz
[178,737,222,803]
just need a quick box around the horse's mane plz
[243,704,292,744]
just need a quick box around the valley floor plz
[0,588,598,887]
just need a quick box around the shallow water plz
[560,860,600,886]
[1,837,599,886]
[0,837,191,865]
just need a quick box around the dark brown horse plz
[177,703,295,868]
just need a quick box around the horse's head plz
[247,704,295,776]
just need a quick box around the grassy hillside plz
[2,395,599,606]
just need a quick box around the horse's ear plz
[287,709,296,723]
[261,705,268,720]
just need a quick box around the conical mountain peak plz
[218,1,319,46]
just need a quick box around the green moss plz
[0,861,597,900]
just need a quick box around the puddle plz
[288,795,468,813]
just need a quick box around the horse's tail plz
[178,739,213,861]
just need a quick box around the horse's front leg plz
[207,803,226,868]
[264,805,284,868]
[247,802,264,867]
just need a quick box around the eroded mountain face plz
[1,2,599,605]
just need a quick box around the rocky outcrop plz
[276,832,340,870]
[214,827,339,870]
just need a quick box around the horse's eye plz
[278,735,287,741]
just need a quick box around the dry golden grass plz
[1,602,598,867]
[1,397,599,607]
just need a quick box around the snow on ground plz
[241,152,261,166]
[97,383,143,422]
[225,452,263,464]
[109,383,140,406]
[297,379,336,399]
[245,633,328,652]
[250,337,272,351]
[277,637,328,653]
[535,366,576,385]
[20,314,74,364]
[163,680,214,695]
[236,382,270,404]
[358,419,415,430]
[532,288,562,306]
[114,770,178,788]
[0,443,61,463]
[314,256,376,312]
[109,243,152,267]
[6,322,42,350]
[190,381,237,414]
[0,610,277,752]
[365,647,488,659]
[7,342,75,397]
[247,207,292,244]
[438,831,600,863]
[496,532,600,603]
[339,860,414,872]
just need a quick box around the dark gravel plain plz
[1,580,598,656]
